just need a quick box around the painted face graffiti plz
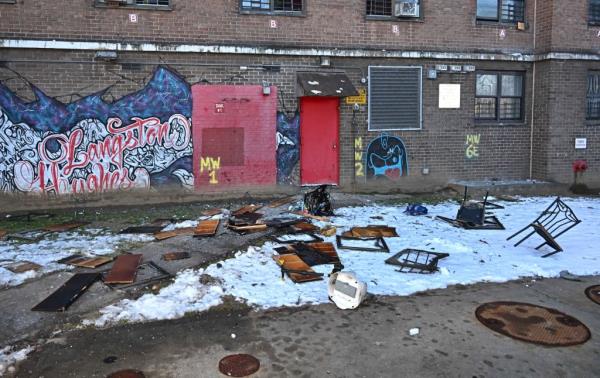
[366,134,409,180]
[13,115,191,194]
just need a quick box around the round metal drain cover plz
[585,285,600,305]
[219,354,260,377]
[106,369,145,378]
[476,301,590,347]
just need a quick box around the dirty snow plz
[91,197,600,326]
[0,229,153,288]
[0,345,33,376]
[89,269,224,326]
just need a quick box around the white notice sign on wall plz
[439,84,461,109]
[575,138,587,149]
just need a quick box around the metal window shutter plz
[369,66,422,130]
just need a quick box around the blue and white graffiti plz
[276,112,300,184]
[366,134,408,180]
[0,66,193,194]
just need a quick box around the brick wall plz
[0,49,538,193]
[0,0,534,53]
[534,60,600,186]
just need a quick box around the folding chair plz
[507,197,581,258]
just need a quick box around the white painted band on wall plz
[1,39,598,63]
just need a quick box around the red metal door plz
[192,85,277,190]
[300,97,339,185]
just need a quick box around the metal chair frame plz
[507,197,581,257]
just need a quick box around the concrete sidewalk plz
[14,275,600,378]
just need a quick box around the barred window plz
[367,0,392,16]
[95,0,170,7]
[587,72,600,120]
[477,0,524,23]
[135,0,169,5]
[475,72,524,122]
[241,0,303,12]
[590,0,600,25]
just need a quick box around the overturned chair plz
[507,197,581,258]
[436,187,505,230]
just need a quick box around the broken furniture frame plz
[273,254,324,283]
[341,225,399,238]
[385,249,450,274]
[436,187,505,230]
[507,197,581,258]
[336,235,390,253]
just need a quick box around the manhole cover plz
[106,370,145,378]
[585,285,600,305]
[475,301,590,347]
[218,354,260,377]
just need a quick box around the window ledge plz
[475,121,526,127]
[475,20,521,28]
[365,15,424,23]
[239,10,305,17]
[94,3,173,11]
[0,0,16,4]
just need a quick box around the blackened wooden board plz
[31,273,100,312]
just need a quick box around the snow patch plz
[0,345,34,376]
[88,197,600,327]
[0,229,153,287]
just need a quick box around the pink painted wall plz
[192,85,277,189]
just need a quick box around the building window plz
[368,66,423,131]
[367,0,392,16]
[477,0,524,23]
[590,0,600,25]
[241,0,303,12]
[475,72,524,122]
[367,0,420,18]
[95,0,170,8]
[587,72,600,120]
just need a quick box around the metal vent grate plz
[368,66,422,130]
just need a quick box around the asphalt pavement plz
[14,275,600,378]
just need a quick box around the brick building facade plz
[0,0,598,197]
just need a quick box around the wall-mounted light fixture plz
[320,56,331,67]
[262,81,271,96]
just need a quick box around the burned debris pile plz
[303,185,334,216]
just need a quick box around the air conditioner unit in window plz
[394,0,419,17]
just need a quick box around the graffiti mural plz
[465,134,481,159]
[0,66,193,194]
[276,111,300,184]
[366,134,408,180]
[354,137,365,178]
